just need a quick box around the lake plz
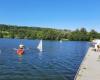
[0,38,89,80]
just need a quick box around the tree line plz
[0,24,100,41]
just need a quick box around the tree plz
[17,29,26,39]
[0,24,100,41]
[89,29,98,40]
[0,32,3,38]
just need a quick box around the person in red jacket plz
[17,44,24,55]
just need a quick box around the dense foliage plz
[0,24,100,41]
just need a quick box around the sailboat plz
[37,40,43,52]
[60,40,62,43]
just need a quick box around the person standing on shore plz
[95,43,100,59]
[95,43,100,52]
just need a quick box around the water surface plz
[0,38,89,80]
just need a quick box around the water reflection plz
[18,55,23,64]
[0,49,1,54]
[38,52,43,60]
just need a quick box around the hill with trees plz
[0,24,100,41]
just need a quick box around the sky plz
[0,0,100,32]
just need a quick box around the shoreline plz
[74,47,100,80]
[74,47,91,80]
[0,38,90,42]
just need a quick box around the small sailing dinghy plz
[60,40,62,43]
[37,40,43,52]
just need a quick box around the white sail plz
[60,40,62,43]
[37,40,43,52]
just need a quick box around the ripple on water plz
[0,39,89,80]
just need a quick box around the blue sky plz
[0,0,100,32]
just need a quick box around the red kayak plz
[17,49,24,55]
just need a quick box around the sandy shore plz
[75,47,100,80]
